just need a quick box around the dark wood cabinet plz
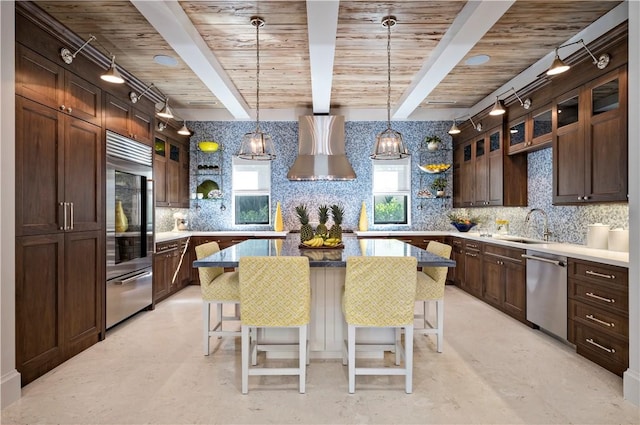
[153,238,191,303]
[462,240,482,298]
[568,259,628,376]
[105,93,153,145]
[447,237,464,285]
[507,104,552,155]
[154,134,190,208]
[482,243,527,323]
[553,66,628,205]
[16,44,102,127]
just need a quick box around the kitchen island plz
[193,234,455,359]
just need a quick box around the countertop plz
[192,234,456,268]
[154,229,628,268]
[355,231,629,268]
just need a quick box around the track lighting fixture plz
[130,83,155,103]
[469,116,482,132]
[60,35,96,64]
[448,120,461,135]
[157,121,167,132]
[371,16,409,160]
[546,39,610,76]
[490,96,506,116]
[157,98,174,119]
[178,121,191,136]
[490,87,530,116]
[101,55,125,84]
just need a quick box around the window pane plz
[372,159,410,192]
[592,79,619,115]
[373,195,408,224]
[234,195,270,225]
[232,157,271,191]
[557,96,579,127]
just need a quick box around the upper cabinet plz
[553,66,628,204]
[507,104,552,155]
[154,131,190,208]
[105,94,154,146]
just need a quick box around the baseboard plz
[623,368,640,406]
[1,369,21,409]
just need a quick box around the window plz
[372,159,411,225]
[232,157,271,225]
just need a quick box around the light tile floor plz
[2,285,640,424]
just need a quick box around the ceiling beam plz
[394,0,515,120]
[306,0,340,114]
[130,0,251,120]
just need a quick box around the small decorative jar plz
[496,219,509,234]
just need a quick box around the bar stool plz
[238,256,311,394]
[415,241,452,353]
[342,256,417,394]
[195,241,241,356]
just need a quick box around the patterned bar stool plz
[415,241,452,353]
[195,241,241,356]
[238,256,311,394]
[342,256,418,394]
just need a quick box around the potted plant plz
[430,177,448,197]
[424,135,442,151]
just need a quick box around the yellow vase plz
[274,202,284,232]
[358,201,368,231]
[115,200,128,233]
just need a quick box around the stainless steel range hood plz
[287,115,356,181]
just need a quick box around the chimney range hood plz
[287,115,356,181]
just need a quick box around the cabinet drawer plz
[452,238,463,248]
[156,241,179,253]
[569,300,628,339]
[569,279,628,315]
[483,243,524,262]
[569,260,627,288]
[464,241,481,251]
[574,322,628,376]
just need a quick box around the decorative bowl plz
[198,141,219,153]
[451,222,477,232]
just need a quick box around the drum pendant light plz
[371,16,409,160]
[237,17,276,160]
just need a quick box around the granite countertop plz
[155,230,289,243]
[192,234,456,268]
[354,231,629,268]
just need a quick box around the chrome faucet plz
[525,208,553,242]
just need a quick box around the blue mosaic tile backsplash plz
[156,120,628,246]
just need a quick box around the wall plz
[154,121,629,246]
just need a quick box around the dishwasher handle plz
[521,254,566,267]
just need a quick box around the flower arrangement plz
[448,212,480,232]
[424,135,442,151]
[430,177,448,191]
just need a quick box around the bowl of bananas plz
[299,236,343,249]
[419,163,451,174]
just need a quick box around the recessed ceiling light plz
[424,100,457,105]
[153,54,178,67]
[465,54,490,66]
[188,100,218,105]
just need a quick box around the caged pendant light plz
[237,17,276,160]
[371,16,409,160]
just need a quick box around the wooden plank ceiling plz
[33,0,622,119]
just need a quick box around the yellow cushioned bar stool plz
[195,241,241,356]
[415,241,452,353]
[342,256,417,394]
[238,256,311,394]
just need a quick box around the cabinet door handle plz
[585,314,614,327]
[585,338,615,354]
[465,252,478,257]
[585,292,615,303]
[69,202,74,230]
[60,104,65,111]
[67,107,72,113]
[585,270,615,280]
[59,202,66,230]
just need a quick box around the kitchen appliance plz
[287,115,356,181]
[523,250,568,340]
[106,131,154,329]
[608,228,629,252]
[587,223,609,249]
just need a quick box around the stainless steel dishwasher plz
[522,250,568,340]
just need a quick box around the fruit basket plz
[450,222,477,232]
[419,164,451,173]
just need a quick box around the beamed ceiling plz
[32,0,625,121]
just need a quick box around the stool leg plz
[348,325,356,394]
[299,325,307,394]
[436,299,444,353]
[216,302,223,338]
[395,328,401,365]
[203,302,210,356]
[241,325,250,394]
[423,301,429,329]
[405,325,413,394]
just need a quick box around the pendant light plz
[237,17,275,160]
[448,119,461,135]
[371,16,408,160]
[178,120,191,136]
[157,97,174,119]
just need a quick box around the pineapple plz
[329,204,344,240]
[315,205,329,237]
[295,204,314,242]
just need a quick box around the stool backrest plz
[239,256,311,327]
[344,256,417,326]
[195,241,224,286]
[422,241,452,284]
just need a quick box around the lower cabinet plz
[447,237,465,284]
[482,244,527,323]
[461,240,483,298]
[567,259,628,376]
[153,238,191,303]
[16,231,104,386]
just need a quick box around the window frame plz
[231,157,272,227]
[371,158,411,226]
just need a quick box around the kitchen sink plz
[492,236,553,245]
